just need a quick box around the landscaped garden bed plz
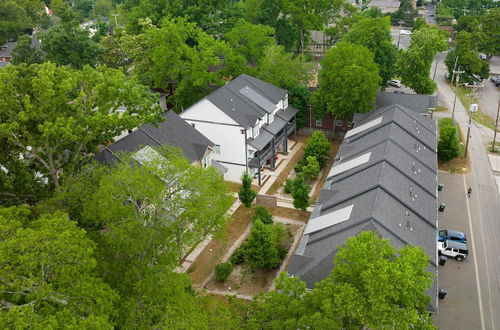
[205,222,301,296]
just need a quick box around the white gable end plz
[180,99,239,126]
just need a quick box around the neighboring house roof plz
[95,111,215,164]
[0,35,40,59]
[0,42,16,58]
[353,92,437,123]
[204,74,289,128]
[367,0,401,13]
[288,104,438,311]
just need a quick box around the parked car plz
[444,72,451,81]
[437,229,467,243]
[490,76,500,87]
[388,80,402,88]
[437,240,469,261]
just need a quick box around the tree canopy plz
[445,31,489,82]
[0,207,117,328]
[397,26,448,94]
[344,17,397,86]
[314,41,381,119]
[121,18,230,111]
[40,21,104,68]
[224,19,275,66]
[245,231,434,329]
[0,62,162,190]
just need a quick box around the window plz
[336,120,343,127]
[191,123,195,128]
[283,98,288,109]
[214,145,221,154]
[202,156,210,168]
[315,119,322,127]
[253,125,260,138]
[316,44,322,49]
[269,112,275,124]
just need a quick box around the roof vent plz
[405,211,409,216]
[232,108,235,111]
[410,227,413,232]
[399,223,402,227]
[407,220,410,227]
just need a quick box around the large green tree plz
[397,26,448,94]
[121,271,239,329]
[445,31,489,83]
[122,18,230,111]
[224,19,275,66]
[40,21,104,68]
[478,8,500,59]
[0,206,118,328]
[0,0,45,44]
[256,45,312,89]
[314,41,381,121]
[245,231,434,329]
[0,63,162,190]
[344,17,398,86]
[82,149,232,292]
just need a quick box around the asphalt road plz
[434,52,500,330]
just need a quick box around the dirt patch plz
[206,224,301,296]
[438,157,471,174]
[187,205,255,286]
[272,206,310,222]
[227,182,260,193]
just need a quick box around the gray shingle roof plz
[355,92,438,122]
[0,42,16,58]
[95,111,214,164]
[204,74,288,128]
[289,104,438,310]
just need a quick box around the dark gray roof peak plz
[95,111,214,164]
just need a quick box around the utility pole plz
[450,55,459,85]
[397,20,403,50]
[433,52,440,81]
[493,99,500,152]
[464,108,472,158]
[451,69,465,120]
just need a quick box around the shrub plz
[246,219,286,269]
[253,206,273,224]
[303,131,330,168]
[294,157,307,173]
[239,172,257,207]
[291,174,310,211]
[215,262,234,281]
[230,245,247,265]
[284,178,294,194]
[438,123,460,161]
[302,156,320,181]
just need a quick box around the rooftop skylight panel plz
[304,204,354,235]
[328,152,371,178]
[239,86,275,113]
[345,116,383,138]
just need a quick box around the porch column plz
[257,154,262,186]
[270,138,276,170]
[283,125,288,154]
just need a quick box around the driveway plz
[390,26,411,50]
[432,172,481,329]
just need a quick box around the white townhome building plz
[180,74,299,185]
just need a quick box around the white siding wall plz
[181,98,248,182]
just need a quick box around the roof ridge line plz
[396,105,436,135]
[306,217,373,245]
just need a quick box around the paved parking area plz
[432,172,481,329]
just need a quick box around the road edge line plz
[464,175,486,330]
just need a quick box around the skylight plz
[304,204,354,235]
[328,152,371,178]
[345,116,383,138]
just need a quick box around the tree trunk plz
[331,115,338,140]
[300,30,305,55]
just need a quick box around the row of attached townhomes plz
[180,74,298,185]
[288,103,439,311]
